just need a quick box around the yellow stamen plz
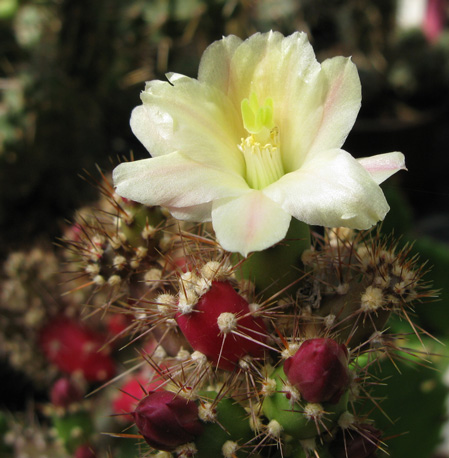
[239,128,285,190]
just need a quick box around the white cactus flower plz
[113,31,405,256]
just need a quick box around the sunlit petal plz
[131,77,245,174]
[306,58,362,155]
[198,34,243,92]
[210,32,321,116]
[113,152,248,211]
[282,56,361,172]
[264,149,390,230]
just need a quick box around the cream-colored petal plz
[131,77,245,175]
[224,31,321,114]
[198,35,243,90]
[113,152,249,213]
[281,56,361,172]
[357,152,406,184]
[306,57,361,154]
[211,191,291,256]
[264,149,389,230]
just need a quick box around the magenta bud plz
[331,424,382,458]
[133,391,203,451]
[50,377,83,408]
[283,338,350,404]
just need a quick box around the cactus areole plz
[284,338,350,404]
[132,391,203,451]
[176,281,267,370]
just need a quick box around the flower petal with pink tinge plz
[212,191,291,256]
[357,152,406,184]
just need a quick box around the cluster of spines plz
[60,169,179,313]
[63,203,166,298]
[300,228,435,347]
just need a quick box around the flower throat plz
[239,92,285,190]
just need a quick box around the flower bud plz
[133,391,203,451]
[330,424,382,458]
[283,338,350,404]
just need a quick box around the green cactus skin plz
[234,218,311,295]
[120,204,165,249]
[195,392,253,458]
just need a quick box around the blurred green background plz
[1,0,449,457]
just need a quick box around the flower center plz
[240,92,285,190]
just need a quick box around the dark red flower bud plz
[50,377,83,408]
[283,338,350,404]
[133,391,203,451]
[331,424,382,458]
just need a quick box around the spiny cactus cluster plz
[0,170,436,457]
[57,172,434,458]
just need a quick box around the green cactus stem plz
[195,391,254,458]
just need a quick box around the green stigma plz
[241,92,275,140]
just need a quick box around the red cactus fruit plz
[331,424,382,458]
[74,443,96,458]
[175,281,267,370]
[39,316,115,382]
[284,338,350,404]
[50,377,83,408]
[133,391,203,451]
